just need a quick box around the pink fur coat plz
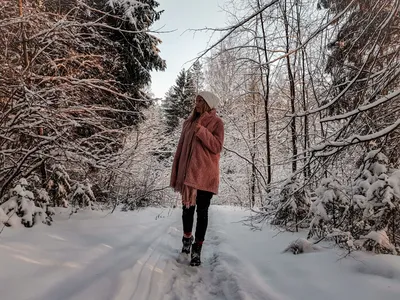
[170,109,224,199]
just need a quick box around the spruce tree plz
[190,61,205,93]
[163,69,196,132]
[88,0,167,124]
[320,0,400,162]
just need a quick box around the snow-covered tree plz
[308,177,348,240]
[350,151,400,253]
[98,104,176,210]
[70,180,96,210]
[93,0,166,97]
[1,178,53,228]
[272,176,311,231]
[189,61,205,93]
[304,151,400,253]
[47,165,71,208]
[163,69,196,131]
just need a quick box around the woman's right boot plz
[190,242,202,266]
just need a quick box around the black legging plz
[182,190,213,243]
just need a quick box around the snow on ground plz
[0,206,400,300]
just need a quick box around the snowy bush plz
[0,178,53,228]
[47,164,71,208]
[0,165,99,229]
[350,151,400,254]
[69,180,96,210]
[272,176,311,231]
[121,161,168,211]
[360,230,397,255]
[306,150,400,254]
[308,177,349,241]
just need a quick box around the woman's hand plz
[195,122,202,132]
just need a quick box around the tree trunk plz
[295,1,310,180]
[250,90,257,208]
[282,0,297,173]
[257,0,272,188]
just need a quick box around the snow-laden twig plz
[321,89,400,123]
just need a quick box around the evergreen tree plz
[320,0,400,162]
[87,0,167,124]
[351,151,400,253]
[93,0,166,89]
[272,176,311,232]
[163,69,196,131]
[308,177,348,240]
[190,61,205,93]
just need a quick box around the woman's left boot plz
[190,242,202,266]
[181,236,194,254]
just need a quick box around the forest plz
[1,0,399,255]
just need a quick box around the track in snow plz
[107,208,283,300]
[1,206,400,300]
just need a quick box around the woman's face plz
[195,95,207,113]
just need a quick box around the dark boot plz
[190,242,202,266]
[181,236,194,254]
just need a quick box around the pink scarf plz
[181,119,198,208]
[182,185,197,208]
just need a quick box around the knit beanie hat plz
[197,91,220,110]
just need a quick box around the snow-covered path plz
[1,206,400,300]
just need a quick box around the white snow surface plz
[361,230,396,252]
[0,206,400,300]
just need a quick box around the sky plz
[150,0,228,99]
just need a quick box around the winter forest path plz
[1,206,400,300]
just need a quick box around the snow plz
[1,197,18,213]
[0,207,8,223]
[107,0,148,27]
[312,118,400,151]
[0,206,400,300]
[361,230,396,252]
[320,89,400,123]
[19,178,29,186]
[366,150,389,163]
[282,238,322,254]
[37,188,50,202]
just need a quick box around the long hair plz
[188,100,211,123]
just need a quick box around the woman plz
[170,91,224,266]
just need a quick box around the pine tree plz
[163,69,196,131]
